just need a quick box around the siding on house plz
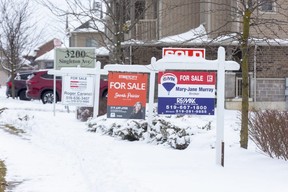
[249,0,288,39]
[159,0,200,38]
[0,70,8,87]
[70,32,106,48]
[68,0,288,109]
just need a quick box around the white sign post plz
[48,61,108,118]
[153,47,239,166]
[49,46,238,166]
[52,47,97,116]
[104,47,239,166]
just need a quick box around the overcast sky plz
[31,0,69,46]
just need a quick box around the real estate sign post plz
[103,46,240,167]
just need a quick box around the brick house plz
[106,0,288,110]
[68,20,110,68]
[69,0,288,110]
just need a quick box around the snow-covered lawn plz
[0,85,287,192]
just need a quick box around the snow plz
[35,49,55,61]
[35,46,109,60]
[1,85,288,192]
[159,25,208,43]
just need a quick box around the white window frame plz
[235,77,252,98]
[259,0,276,13]
[85,38,99,48]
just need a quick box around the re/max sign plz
[162,48,205,58]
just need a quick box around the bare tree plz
[0,0,40,98]
[198,0,288,149]
[39,0,157,64]
[38,0,288,149]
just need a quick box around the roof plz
[122,24,288,47]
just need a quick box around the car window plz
[27,74,35,80]
[41,73,62,80]
[20,74,32,80]
[14,73,33,80]
[15,74,21,80]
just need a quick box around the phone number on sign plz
[165,105,207,110]
[165,105,208,114]
[65,96,90,101]
[175,109,208,114]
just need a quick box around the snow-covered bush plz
[149,118,191,149]
[0,109,34,136]
[87,117,147,141]
[86,112,213,150]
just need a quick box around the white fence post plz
[216,47,226,166]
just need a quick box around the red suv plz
[26,70,108,104]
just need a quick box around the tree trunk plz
[240,9,251,149]
[10,62,16,99]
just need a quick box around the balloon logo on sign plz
[161,73,177,95]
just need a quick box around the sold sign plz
[162,48,205,58]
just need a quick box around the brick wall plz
[249,46,288,78]
[253,78,286,102]
[127,45,219,65]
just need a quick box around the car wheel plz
[42,91,56,104]
[19,90,31,101]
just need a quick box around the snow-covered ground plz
[0,85,288,192]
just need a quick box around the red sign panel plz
[162,47,205,58]
[107,72,148,119]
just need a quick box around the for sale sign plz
[162,48,205,58]
[107,72,148,119]
[62,75,94,106]
[158,71,216,115]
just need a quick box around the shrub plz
[0,160,7,192]
[150,119,190,149]
[87,117,195,150]
[0,108,7,115]
[248,110,288,160]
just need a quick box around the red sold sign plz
[162,48,205,58]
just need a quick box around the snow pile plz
[0,110,34,138]
[87,108,215,150]
[1,86,288,192]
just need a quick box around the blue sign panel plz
[158,97,215,115]
[158,71,216,116]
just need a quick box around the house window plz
[235,77,252,98]
[45,61,54,69]
[260,0,275,12]
[236,77,243,97]
[123,0,145,22]
[86,38,98,47]
[135,0,145,19]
